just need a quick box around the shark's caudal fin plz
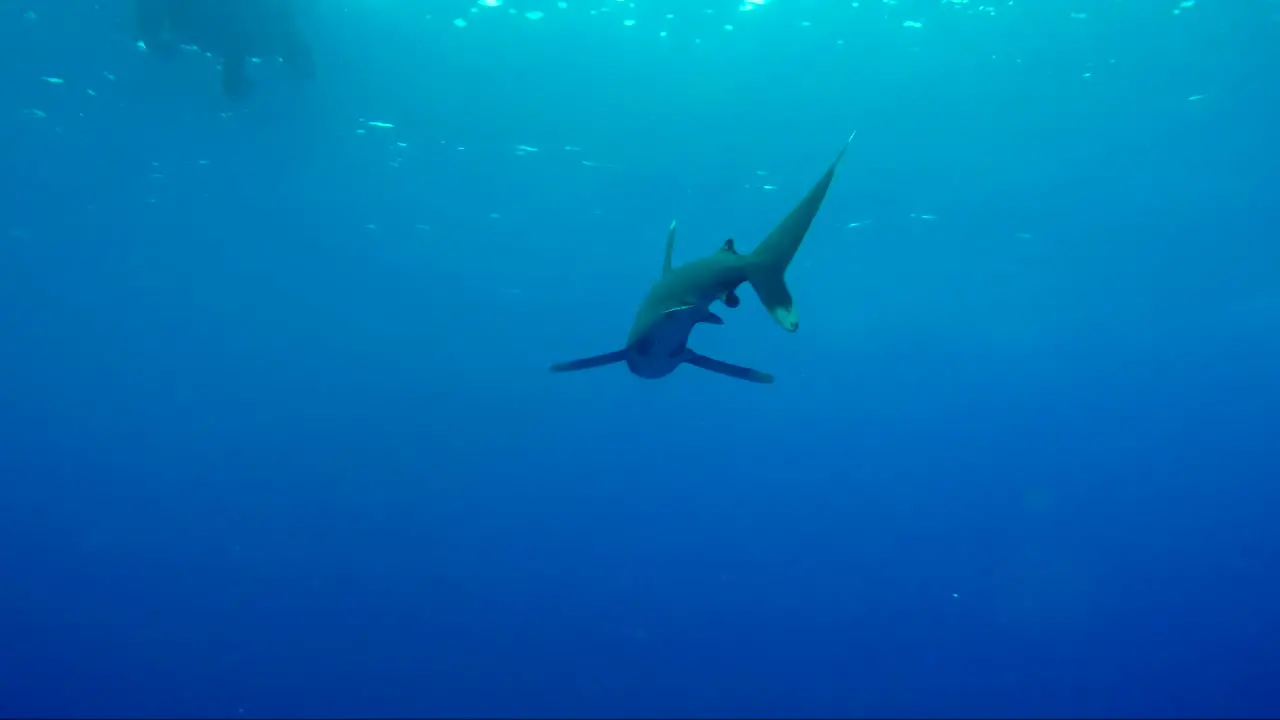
[135,0,177,53]
[221,55,253,98]
[550,349,628,373]
[283,36,318,81]
[747,133,855,332]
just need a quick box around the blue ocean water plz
[2,0,1278,717]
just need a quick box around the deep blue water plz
[2,1,1279,717]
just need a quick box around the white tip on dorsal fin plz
[662,220,676,276]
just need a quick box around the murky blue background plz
[2,1,1278,717]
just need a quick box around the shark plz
[135,0,315,99]
[550,133,853,384]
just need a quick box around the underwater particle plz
[1187,94,1205,100]
[1069,11,1087,18]
[526,11,545,19]
[902,20,922,27]
[846,220,870,228]
[24,108,46,118]
[515,144,539,153]
[365,120,394,128]
[41,76,65,84]
[453,18,468,27]
[103,71,116,81]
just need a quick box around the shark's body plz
[136,0,315,99]
[551,134,853,384]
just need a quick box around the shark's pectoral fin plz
[550,349,629,373]
[221,55,253,98]
[702,311,725,325]
[683,350,774,384]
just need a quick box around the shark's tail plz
[746,133,854,332]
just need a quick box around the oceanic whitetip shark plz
[550,133,853,384]
[135,0,315,99]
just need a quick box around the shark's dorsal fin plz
[662,220,676,276]
[719,238,739,255]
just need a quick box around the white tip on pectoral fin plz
[831,130,856,167]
